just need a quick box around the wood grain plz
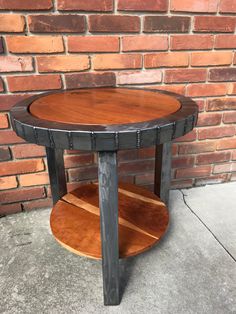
[50,183,169,259]
[29,88,181,126]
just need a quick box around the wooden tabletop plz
[29,88,181,126]
[10,87,198,151]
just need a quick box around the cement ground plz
[0,182,235,314]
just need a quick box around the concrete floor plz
[0,182,236,314]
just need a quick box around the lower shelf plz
[50,182,169,259]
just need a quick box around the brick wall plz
[0,0,236,215]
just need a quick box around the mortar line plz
[180,189,236,263]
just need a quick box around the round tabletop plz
[10,87,198,151]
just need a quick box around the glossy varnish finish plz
[29,88,181,125]
[50,182,169,259]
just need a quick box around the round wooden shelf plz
[50,182,169,259]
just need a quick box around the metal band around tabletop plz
[10,88,198,152]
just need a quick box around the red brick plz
[118,0,167,11]
[174,130,197,142]
[196,100,206,112]
[186,83,227,97]
[197,113,222,126]
[165,69,206,83]
[195,174,228,186]
[19,172,49,187]
[171,0,217,12]
[0,0,52,10]
[37,56,89,73]
[223,112,236,124]
[93,54,142,70]
[89,15,140,33]
[64,154,94,168]
[0,14,25,32]
[207,98,236,111]
[172,156,195,168]
[0,56,33,73]
[0,176,17,190]
[172,144,178,156]
[0,159,44,176]
[191,51,232,67]
[0,203,22,215]
[209,68,236,82]
[217,138,236,150]
[119,160,154,175]
[0,147,11,161]
[232,163,236,172]
[150,84,186,94]
[22,198,52,211]
[135,173,154,185]
[7,75,62,92]
[194,16,235,33]
[12,144,45,159]
[176,165,211,178]
[118,149,138,161]
[0,130,25,145]
[232,150,236,160]
[0,77,3,92]
[179,142,216,154]
[138,147,155,159]
[171,35,214,50]
[0,94,32,111]
[119,175,135,184]
[122,35,168,51]
[0,37,3,53]
[215,35,236,49]
[213,163,231,174]
[196,152,231,165]
[66,72,116,89]
[144,16,190,33]
[229,83,236,95]
[58,0,113,11]
[219,0,236,13]
[171,179,193,189]
[117,70,162,85]
[0,113,8,128]
[198,126,235,140]
[29,15,85,33]
[68,166,98,181]
[145,52,188,68]
[0,187,45,204]
[6,36,64,54]
[68,36,119,52]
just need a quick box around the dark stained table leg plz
[154,142,172,206]
[46,147,67,205]
[98,151,120,306]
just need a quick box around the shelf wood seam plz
[62,193,159,240]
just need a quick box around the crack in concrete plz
[180,189,236,263]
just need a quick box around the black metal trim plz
[10,87,198,152]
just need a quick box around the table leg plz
[98,151,120,306]
[46,147,67,205]
[154,142,172,206]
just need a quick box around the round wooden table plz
[10,87,198,306]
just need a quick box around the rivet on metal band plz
[33,127,38,144]
[136,130,141,148]
[156,125,161,144]
[114,132,119,150]
[68,131,74,150]
[91,132,96,151]
[171,121,176,140]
